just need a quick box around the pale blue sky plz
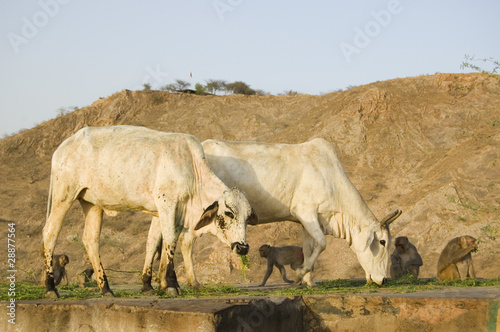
[1,0,499,136]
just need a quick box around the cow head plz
[194,188,258,255]
[351,209,401,285]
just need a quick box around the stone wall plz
[2,288,499,331]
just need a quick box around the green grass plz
[2,278,499,301]
[240,255,250,283]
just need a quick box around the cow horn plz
[380,209,402,226]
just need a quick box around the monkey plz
[40,254,70,286]
[437,235,477,281]
[258,244,304,286]
[390,236,423,279]
[77,268,94,287]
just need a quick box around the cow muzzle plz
[231,242,249,255]
[368,274,387,286]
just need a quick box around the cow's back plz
[51,126,204,213]
[202,138,345,222]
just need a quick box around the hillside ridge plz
[1,73,499,285]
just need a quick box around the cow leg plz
[179,231,202,289]
[295,214,326,286]
[301,228,316,287]
[141,216,162,293]
[157,204,182,296]
[42,200,73,298]
[80,200,113,296]
[158,239,181,295]
[154,245,181,295]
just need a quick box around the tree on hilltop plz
[161,78,267,95]
[205,79,227,95]
[224,81,256,95]
[161,79,191,92]
[461,55,499,74]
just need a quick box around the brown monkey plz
[259,244,304,286]
[437,235,477,281]
[40,254,69,286]
[390,236,423,279]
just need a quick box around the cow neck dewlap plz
[331,202,377,246]
[331,212,357,245]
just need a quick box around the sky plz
[1,0,499,137]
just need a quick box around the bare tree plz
[56,106,78,117]
[160,79,191,92]
[461,55,499,74]
[205,79,227,95]
[174,79,191,90]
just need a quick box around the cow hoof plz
[302,274,316,287]
[190,282,204,291]
[295,269,306,281]
[142,288,156,295]
[141,284,155,294]
[45,291,59,299]
[167,287,181,296]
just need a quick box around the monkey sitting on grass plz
[390,236,423,279]
[437,235,477,281]
[258,244,303,286]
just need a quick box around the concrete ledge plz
[2,287,499,331]
[303,287,500,332]
[3,296,303,332]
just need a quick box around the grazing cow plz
[42,126,257,298]
[203,138,400,286]
[146,138,400,287]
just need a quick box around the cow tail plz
[41,173,53,258]
[46,172,53,221]
[155,239,162,262]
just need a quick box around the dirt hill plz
[1,73,499,287]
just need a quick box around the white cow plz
[42,126,257,298]
[204,138,402,285]
[145,138,400,287]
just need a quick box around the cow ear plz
[247,208,259,225]
[195,201,219,230]
[363,229,375,252]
